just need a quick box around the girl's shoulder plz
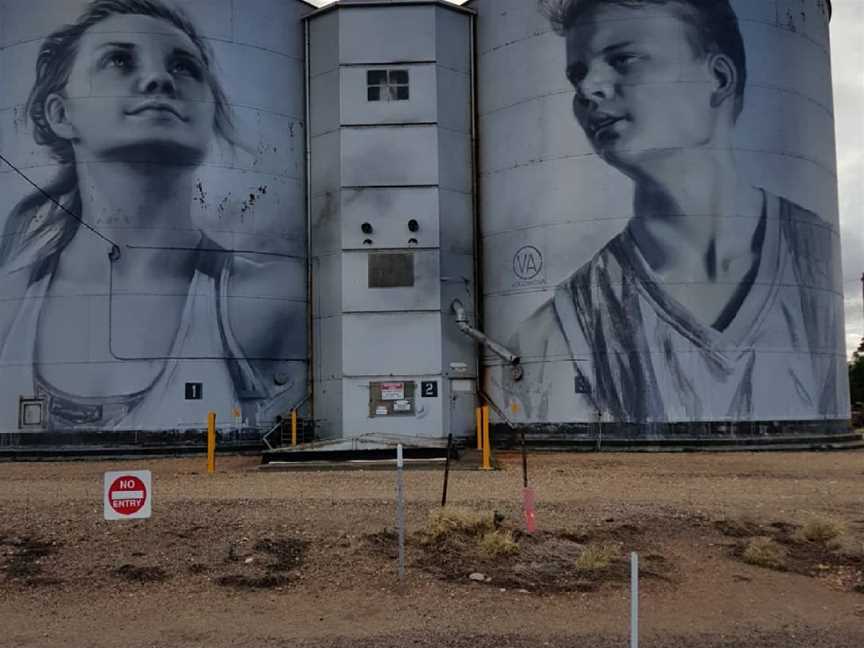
[222,254,305,358]
[0,267,34,348]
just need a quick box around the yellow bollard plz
[475,406,483,450]
[480,405,492,471]
[291,409,298,447]
[207,411,216,475]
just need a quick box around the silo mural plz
[0,0,309,442]
[477,0,849,436]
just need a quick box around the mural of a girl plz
[0,0,305,432]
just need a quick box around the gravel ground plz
[2,450,864,647]
[287,629,864,648]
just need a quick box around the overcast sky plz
[314,0,864,358]
[832,0,864,358]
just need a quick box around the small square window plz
[18,398,45,428]
[389,70,409,85]
[368,70,387,85]
[367,68,410,102]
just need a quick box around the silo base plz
[0,428,265,459]
[492,420,862,452]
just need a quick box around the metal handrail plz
[261,393,312,450]
[261,421,282,451]
[479,389,516,430]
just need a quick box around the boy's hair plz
[540,0,746,118]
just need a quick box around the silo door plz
[448,379,477,439]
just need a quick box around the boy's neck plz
[628,149,765,281]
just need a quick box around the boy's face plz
[565,3,724,172]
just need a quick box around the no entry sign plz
[103,470,152,520]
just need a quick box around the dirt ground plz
[2,450,864,647]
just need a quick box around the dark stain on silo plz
[194,181,207,208]
[217,193,231,217]
[239,185,269,215]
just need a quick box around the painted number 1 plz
[185,382,203,400]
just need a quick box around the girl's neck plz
[59,161,202,287]
[75,161,200,248]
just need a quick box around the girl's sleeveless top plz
[0,241,267,431]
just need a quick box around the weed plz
[742,537,787,570]
[478,530,519,558]
[574,543,619,572]
[423,508,494,543]
[795,519,845,544]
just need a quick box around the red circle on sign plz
[108,475,147,516]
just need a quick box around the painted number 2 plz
[421,381,438,398]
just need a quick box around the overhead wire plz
[0,153,306,363]
[0,151,120,251]
[0,151,304,261]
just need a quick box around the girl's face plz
[50,13,217,164]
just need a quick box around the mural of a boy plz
[502,0,845,425]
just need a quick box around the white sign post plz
[103,470,152,521]
[631,552,639,648]
[396,444,405,581]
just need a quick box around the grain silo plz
[0,0,853,455]
[471,0,852,446]
[0,0,311,450]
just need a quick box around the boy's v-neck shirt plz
[498,191,848,424]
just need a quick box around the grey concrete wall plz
[308,1,476,443]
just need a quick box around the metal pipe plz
[441,433,453,507]
[450,300,522,378]
[207,411,216,475]
[469,11,483,360]
[304,17,315,423]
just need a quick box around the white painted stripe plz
[112,490,144,500]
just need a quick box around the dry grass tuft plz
[742,536,787,570]
[478,530,519,558]
[423,508,495,543]
[574,543,618,572]
[795,519,845,544]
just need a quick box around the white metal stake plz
[396,444,405,581]
[630,552,639,648]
